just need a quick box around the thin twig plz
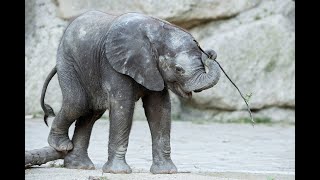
[213,60,254,126]
[195,40,254,126]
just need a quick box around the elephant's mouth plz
[174,83,192,99]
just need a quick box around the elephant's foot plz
[64,150,95,170]
[102,158,132,174]
[150,159,177,174]
[48,131,73,151]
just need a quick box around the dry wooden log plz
[25,146,67,168]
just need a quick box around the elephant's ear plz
[105,13,164,91]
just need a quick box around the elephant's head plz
[105,13,220,98]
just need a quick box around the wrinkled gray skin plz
[42,11,220,174]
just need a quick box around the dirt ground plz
[25,118,295,180]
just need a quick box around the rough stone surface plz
[25,0,67,115]
[25,118,295,179]
[186,0,295,122]
[56,0,260,28]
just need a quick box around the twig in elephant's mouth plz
[175,83,192,98]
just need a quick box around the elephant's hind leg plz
[64,110,105,170]
[48,107,77,151]
[48,69,88,152]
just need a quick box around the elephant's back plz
[66,10,116,36]
[59,11,116,58]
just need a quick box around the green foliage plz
[99,177,109,180]
[88,176,109,180]
[49,161,64,168]
[31,112,44,118]
[264,60,277,72]
[245,93,253,103]
[191,119,209,124]
[254,15,261,20]
[266,176,275,180]
[228,117,272,124]
[171,113,181,120]
[189,116,273,124]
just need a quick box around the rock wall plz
[56,0,260,28]
[185,0,295,123]
[25,0,67,116]
[25,0,295,123]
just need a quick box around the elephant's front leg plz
[142,90,177,174]
[102,99,134,174]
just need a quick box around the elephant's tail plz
[40,66,57,127]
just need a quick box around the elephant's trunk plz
[194,60,221,92]
[185,56,221,92]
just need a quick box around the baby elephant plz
[41,10,220,174]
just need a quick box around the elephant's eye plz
[175,65,185,74]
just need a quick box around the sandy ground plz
[25,118,295,180]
